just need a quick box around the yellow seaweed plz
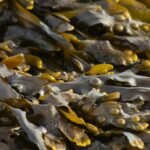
[86,64,113,75]
[2,53,25,69]
[39,73,56,82]
[119,0,150,22]
[25,54,43,69]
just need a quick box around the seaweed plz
[0,0,149,150]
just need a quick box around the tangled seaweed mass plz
[0,0,150,149]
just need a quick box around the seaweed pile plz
[0,0,150,149]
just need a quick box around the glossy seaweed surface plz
[0,0,150,150]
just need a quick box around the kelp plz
[0,0,149,150]
[118,0,150,23]
[77,40,139,65]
